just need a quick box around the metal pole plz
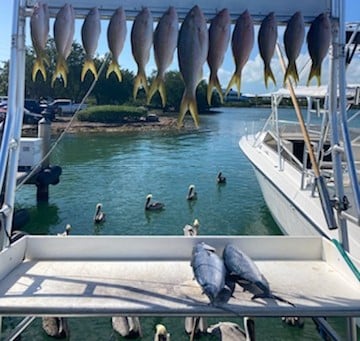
[2,0,26,249]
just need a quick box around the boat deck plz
[0,236,358,317]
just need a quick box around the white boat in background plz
[240,23,360,262]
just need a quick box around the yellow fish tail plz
[106,60,122,81]
[147,76,166,107]
[264,64,276,88]
[207,73,224,106]
[81,59,98,82]
[51,56,68,87]
[178,92,200,128]
[32,57,47,82]
[224,73,241,98]
[133,70,148,100]
[283,61,299,86]
[307,63,321,86]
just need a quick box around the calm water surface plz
[9,107,348,340]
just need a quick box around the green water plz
[6,107,349,340]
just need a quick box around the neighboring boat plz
[239,23,360,262]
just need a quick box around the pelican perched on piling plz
[207,317,256,340]
[217,171,226,184]
[186,184,198,200]
[183,219,200,236]
[154,324,170,340]
[94,203,106,223]
[145,194,165,211]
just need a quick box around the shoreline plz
[21,114,180,137]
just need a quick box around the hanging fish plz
[306,13,331,86]
[147,6,178,107]
[225,10,254,98]
[177,5,208,128]
[206,8,231,105]
[283,11,305,85]
[106,7,127,81]
[258,12,278,88]
[30,1,49,81]
[52,4,75,87]
[81,7,101,82]
[131,7,153,99]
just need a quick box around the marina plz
[0,0,359,340]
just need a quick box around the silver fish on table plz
[191,242,227,304]
[52,4,75,87]
[207,8,231,105]
[147,6,178,107]
[223,244,295,306]
[177,5,208,128]
[306,13,331,86]
[225,9,254,98]
[81,7,101,82]
[258,12,278,88]
[131,7,153,99]
[283,11,305,85]
[30,1,49,81]
[106,7,127,81]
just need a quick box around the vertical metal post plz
[1,0,26,250]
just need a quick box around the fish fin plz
[307,63,321,86]
[283,61,299,86]
[224,72,241,98]
[178,91,200,128]
[106,60,122,81]
[264,64,276,88]
[81,58,98,82]
[207,73,224,106]
[51,56,68,87]
[133,69,148,100]
[32,57,47,82]
[147,76,166,107]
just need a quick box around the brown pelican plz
[185,316,207,339]
[207,318,256,340]
[217,171,226,184]
[94,203,106,223]
[154,324,170,341]
[183,219,200,236]
[58,224,71,236]
[42,317,70,339]
[186,184,198,200]
[112,316,142,338]
[145,194,165,211]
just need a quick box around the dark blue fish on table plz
[191,242,234,305]
[223,243,295,306]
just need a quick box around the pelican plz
[94,203,106,223]
[185,316,207,339]
[154,324,170,341]
[183,219,200,236]
[217,171,226,184]
[186,184,197,200]
[207,317,255,340]
[58,224,71,236]
[42,317,70,339]
[112,316,142,338]
[145,194,165,211]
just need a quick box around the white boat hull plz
[240,134,360,261]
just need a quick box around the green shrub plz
[77,105,147,123]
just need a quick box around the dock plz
[0,236,358,317]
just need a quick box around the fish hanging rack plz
[24,0,334,23]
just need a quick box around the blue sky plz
[0,1,359,95]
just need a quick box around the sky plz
[0,1,359,96]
